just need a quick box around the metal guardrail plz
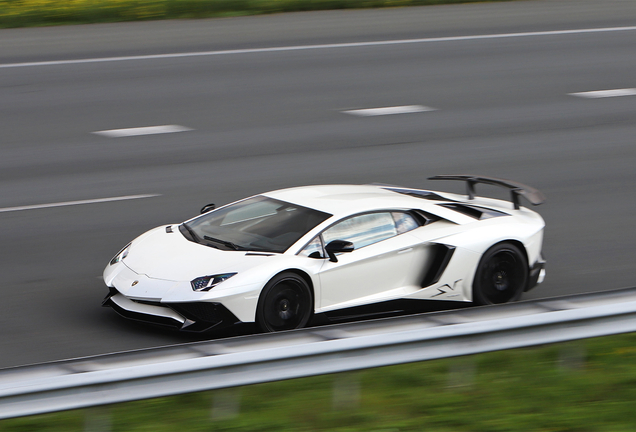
[2,287,636,420]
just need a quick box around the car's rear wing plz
[428,175,545,210]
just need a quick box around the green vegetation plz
[3,333,636,431]
[0,0,514,28]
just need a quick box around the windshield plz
[182,196,332,253]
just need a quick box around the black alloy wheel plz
[256,272,313,332]
[473,243,528,305]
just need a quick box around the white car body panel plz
[316,231,422,311]
[103,181,546,332]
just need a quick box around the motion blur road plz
[1,0,635,368]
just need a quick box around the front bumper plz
[103,289,240,332]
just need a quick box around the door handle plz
[398,248,413,254]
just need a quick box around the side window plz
[322,212,397,249]
[299,236,324,258]
[392,212,419,234]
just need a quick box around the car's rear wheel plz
[473,242,528,305]
[256,272,313,332]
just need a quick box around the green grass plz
[3,333,636,431]
[0,0,515,29]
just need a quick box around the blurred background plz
[0,0,635,428]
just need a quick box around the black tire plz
[256,272,313,332]
[473,242,528,305]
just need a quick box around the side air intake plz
[421,244,456,287]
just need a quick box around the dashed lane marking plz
[569,88,636,98]
[93,125,192,138]
[0,194,161,213]
[343,105,436,116]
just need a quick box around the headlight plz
[191,273,237,292]
[109,243,131,266]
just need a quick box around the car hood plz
[123,226,279,282]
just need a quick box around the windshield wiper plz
[204,236,245,251]
[180,223,201,243]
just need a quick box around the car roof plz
[262,184,448,217]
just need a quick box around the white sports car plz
[103,175,546,333]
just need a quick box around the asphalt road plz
[1,0,635,368]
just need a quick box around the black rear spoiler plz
[428,175,545,210]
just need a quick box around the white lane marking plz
[93,125,192,138]
[2,26,636,69]
[569,88,636,98]
[343,105,436,116]
[0,194,161,213]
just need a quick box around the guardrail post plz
[447,356,476,389]
[83,407,112,432]
[211,388,241,420]
[558,342,586,371]
[332,372,361,410]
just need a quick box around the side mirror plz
[200,203,215,214]
[325,240,354,263]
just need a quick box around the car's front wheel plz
[473,242,528,305]
[256,272,313,332]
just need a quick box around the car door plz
[312,211,423,311]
